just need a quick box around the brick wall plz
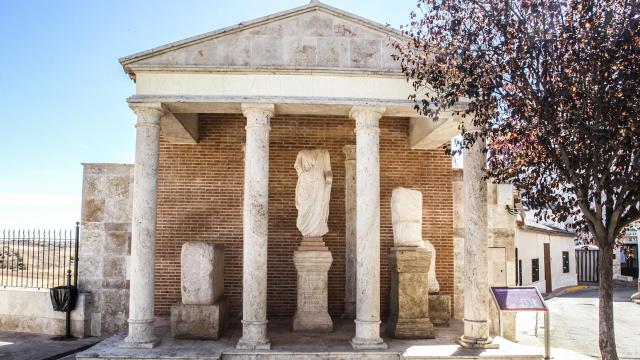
[155,114,454,318]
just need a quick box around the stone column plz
[124,104,163,348]
[458,134,496,348]
[236,103,274,350]
[349,106,387,350]
[342,145,356,318]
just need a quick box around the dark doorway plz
[543,243,552,293]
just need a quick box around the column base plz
[123,319,160,348]
[236,338,271,350]
[350,337,388,350]
[122,337,161,349]
[457,335,499,349]
[237,320,270,350]
[351,319,387,350]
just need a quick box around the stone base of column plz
[457,335,499,349]
[237,320,271,350]
[350,320,387,350]
[122,320,160,348]
[457,319,498,349]
[388,247,435,339]
[293,247,333,332]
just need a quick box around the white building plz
[515,218,578,294]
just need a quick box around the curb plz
[544,285,591,300]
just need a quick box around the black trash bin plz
[49,285,78,312]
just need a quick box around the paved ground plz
[517,285,640,359]
[0,332,100,360]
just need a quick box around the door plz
[543,243,552,293]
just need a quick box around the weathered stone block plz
[170,299,228,339]
[317,38,349,67]
[428,294,451,327]
[293,250,333,332]
[350,39,381,68]
[388,247,434,339]
[83,198,105,222]
[181,242,224,305]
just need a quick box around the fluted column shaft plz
[124,104,163,348]
[237,103,274,350]
[459,134,494,348]
[350,106,387,350]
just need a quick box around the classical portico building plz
[76,2,537,359]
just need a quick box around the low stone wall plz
[0,288,90,337]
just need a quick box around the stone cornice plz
[128,65,405,78]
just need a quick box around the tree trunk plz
[598,246,618,360]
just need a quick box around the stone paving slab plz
[0,331,101,360]
[77,319,543,360]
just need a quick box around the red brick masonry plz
[155,114,454,319]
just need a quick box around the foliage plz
[393,1,640,359]
[393,0,639,246]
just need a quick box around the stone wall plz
[79,163,133,336]
[0,289,90,337]
[155,114,454,319]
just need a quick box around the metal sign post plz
[490,286,550,360]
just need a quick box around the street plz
[517,286,640,359]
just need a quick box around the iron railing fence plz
[0,223,79,289]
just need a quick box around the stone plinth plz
[428,294,451,327]
[181,242,224,305]
[388,247,434,339]
[293,249,333,332]
[170,299,228,339]
[171,242,228,339]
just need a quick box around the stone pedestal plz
[171,299,228,339]
[170,242,228,340]
[388,247,434,339]
[181,242,224,305]
[428,294,451,327]
[293,241,333,332]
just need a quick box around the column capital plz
[349,106,386,121]
[241,103,275,120]
[343,145,356,161]
[130,103,165,128]
[350,106,386,132]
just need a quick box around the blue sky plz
[0,0,428,229]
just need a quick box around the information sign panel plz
[490,286,546,312]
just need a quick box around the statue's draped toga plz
[294,149,332,238]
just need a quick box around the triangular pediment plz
[120,1,406,76]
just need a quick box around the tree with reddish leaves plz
[393,1,640,359]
